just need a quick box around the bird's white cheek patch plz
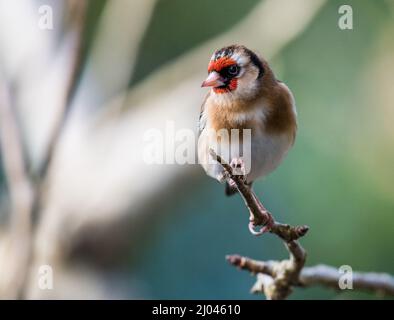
[236,80,259,99]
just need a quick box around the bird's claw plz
[216,171,231,184]
[217,157,247,184]
[248,212,274,236]
[230,157,247,181]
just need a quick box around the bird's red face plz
[202,53,241,94]
[201,45,265,99]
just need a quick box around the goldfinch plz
[198,45,297,230]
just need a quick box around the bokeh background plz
[0,0,393,299]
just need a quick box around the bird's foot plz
[230,157,247,181]
[216,171,231,184]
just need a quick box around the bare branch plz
[0,2,89,299]
[228,257,394,297]
[0,81,34,225]
[210,149,394,299]
[0,80,35,299]
[209,149,308,240]
[300,265,394,296]
[209,149,307,299]
[37,0,88,179]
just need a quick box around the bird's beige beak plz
[201,71,224,88]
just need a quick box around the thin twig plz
[227,257,394,297]
[29,1,88,232]
[0,80,35,299]
[0,81,34,231]
[209,149,308,241]
[17,2,88,298]
[37,0,88,180]
[209,149,308,299]
[299,265,394,296]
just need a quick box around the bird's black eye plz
[227,65,239,76]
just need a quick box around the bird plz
[197,45,297,234]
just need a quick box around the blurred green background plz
[1,0,393,299]
[130,0,394,299]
